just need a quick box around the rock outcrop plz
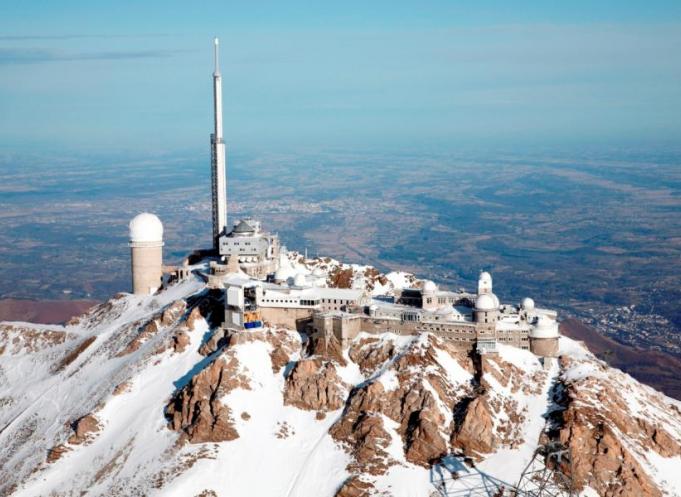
[451,396,496,456]
[332,336,472,477]
[334,476,375,497]
[283,359,347,412]
[166,354,248,443]
[555,354,681,497]
[68,414,101,445]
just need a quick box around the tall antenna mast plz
[210,36,227,250]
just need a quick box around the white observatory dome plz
[522,297,535,311]
[475,293,498,311]
[293,273,307,287]
[422,280,437,293]
[129,213,163,243]
[530,315,559,339]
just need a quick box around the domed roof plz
[422,280,437,293]
[522,297,535,311]
[479,271,492,284]
[530,315,559,339]
[129,212,163,243]
[233,220,255,234]
[475,293,498,311]
[293,273,307,287]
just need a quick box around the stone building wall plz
[260,307,314,332]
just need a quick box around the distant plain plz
[1,148,680,360]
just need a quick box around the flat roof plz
[262,285,365,300]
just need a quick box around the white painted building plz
[219,218,281,279]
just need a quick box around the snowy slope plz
[1,270,681,497]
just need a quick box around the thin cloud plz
[0,47,190,65]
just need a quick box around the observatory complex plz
[127,38,561,362]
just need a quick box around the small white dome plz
[530,315,560,339]
[522,297,535,311]
[422,280,437,293]
[293,273,307,287]
[475,293,498,311]
[478,271,493,294]
[129,212,163,243]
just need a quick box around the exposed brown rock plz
[195,490,218,497]
[332,335,472,479]
[333,412,393,475]
[53,335,97,372]
[119,320,159,356]
[68,414,101,445]
[119,300,187,357]
[113,381,131,396]
[327,267,354,289]
[199,328,230,356]
[334,476,375,497]
[270,346,290,373]
[560,408,661,497]
[555,354,677,496]
[0,324,70,355]
[161,300,187,327]
[185,306,204,331]
[307,330,347,366]
[166,353,250,443]
[172,330,190,354]
[283,359,347,412]
[275,421,295,439]
[452,397,496,458]
[348,337,396,376]
[46,444,70,463]
[405,410,448,467]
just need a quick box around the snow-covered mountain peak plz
[1,270,680,497]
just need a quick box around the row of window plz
[260,298,354,306]
[417,325,475,333]
[262,298,298,304]
[321,299,352,305]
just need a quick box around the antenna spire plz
[213,37,220,75]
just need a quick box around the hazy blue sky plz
[1,1,680,153]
